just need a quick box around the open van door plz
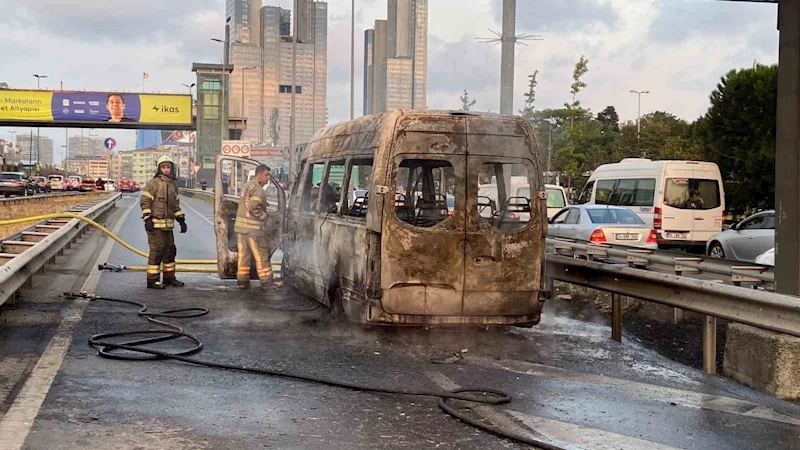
[214,155,286,279]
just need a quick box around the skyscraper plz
[16,134,55,165]
[230,1,327,147]
[227,0,263,44]
[364,0,428,115]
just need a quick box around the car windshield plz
[0,173,23,180]
[587,208,646,225]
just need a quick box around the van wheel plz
[708,243,725,259]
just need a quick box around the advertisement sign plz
[0,89,192,127]
[221,140,250,158]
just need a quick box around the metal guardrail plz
[0,193,121,307]
[0,190,88,206]
[547,238,774,285]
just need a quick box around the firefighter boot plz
[163,273,185,287]
[238,277,250,290]
[147,279,166,289]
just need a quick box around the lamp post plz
[33,74,47,171]
[629,90,650,147]
[182,83,196,98]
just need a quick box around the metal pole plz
[611,293,622,342]
[703,315,717,374]
[637,93,641,145]
[350,0,355,120]
[547,119,553,173]
[241,68,246,119]
[775,0,800,295]
[499,0,516,115]
[289,0,299,184]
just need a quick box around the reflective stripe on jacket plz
[140,174,183,230]
[234,178,268,234]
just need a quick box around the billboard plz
[0,89,192,129]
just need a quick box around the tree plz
[459,89,477,112]
[694,64,777,211]
[566,55,589,129]
[520,71,539,120]
[597,106,620,132]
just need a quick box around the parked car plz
[118,179,135,192]
[706,210,775,262]
[755,248,774,266]
[104,179,118,191]
[80,178,96,192]
[133,182,141,192]
[32,176,51,193]
[0,172,36,197]
[68,176,82,191]
[549,205,657,249]
[49,175,67,191]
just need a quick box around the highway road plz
[1,193,799,449]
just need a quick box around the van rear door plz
[380,119,468,317]
[463,118,543,317]
[662,164,723,245]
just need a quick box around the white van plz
[478,177,568,222]
[576,159,725,250]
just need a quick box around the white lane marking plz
[180,198,213,226]
[467,356,800,426]
[507,411,683,450]
[0,198,137,450]
[423,371,544,444]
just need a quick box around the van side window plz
[595,179,655,207]
[346,158,374,219]
[302,162,326,212]
[395,159,455,228]
[320,160,346,214]
[477,162,531,230]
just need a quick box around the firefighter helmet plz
[156,155,175,167]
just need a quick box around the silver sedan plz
[706,210,775,262]
[548,205,657,249]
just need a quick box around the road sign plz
[221,140,251,158]
[34,163,41,174]
[104,137,116,151]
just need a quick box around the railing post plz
[703,315,717,374]
[611,293,622,342]
[673,308,683,324]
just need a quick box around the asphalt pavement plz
[1,193,800,449]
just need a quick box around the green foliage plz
[694,64,777,211]
[597,106,619,132]
[459,89,477,112]
[519,71,539,120]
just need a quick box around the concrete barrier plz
[723,324,800,400]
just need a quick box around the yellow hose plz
[0,213,217,265]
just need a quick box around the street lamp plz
[182,83,196,98]
[629,90,650,147]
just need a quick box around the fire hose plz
[66,291,565,450]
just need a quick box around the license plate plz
[666,232,688,239]
[615,233,639,241]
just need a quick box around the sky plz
[0,0,779,164]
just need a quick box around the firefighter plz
[140,155,187,289]
[234,164,275,290]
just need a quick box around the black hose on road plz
[70,292,564,450]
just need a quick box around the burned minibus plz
[214,110,548,326]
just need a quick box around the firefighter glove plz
[179,221,188,234]
[144,217,155,232]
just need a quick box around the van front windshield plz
[664,178,721,210]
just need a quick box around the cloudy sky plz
[0,0,779,163]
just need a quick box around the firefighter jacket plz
[234,178,268,234]
[140,174,184,230]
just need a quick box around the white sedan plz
[549,205,657,249]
